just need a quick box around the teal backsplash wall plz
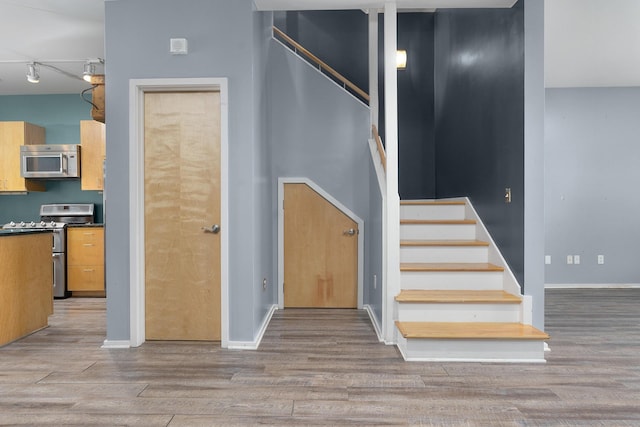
[0,94,103,224]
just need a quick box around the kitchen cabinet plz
[80,120,106,191]
[0,232,53,346]
[67,226,104,294]
[0,121,45,192]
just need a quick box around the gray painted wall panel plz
[267,40,374,307]
[545,87,640,284]
[104,0,261,342]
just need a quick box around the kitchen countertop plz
[0,229,53,237]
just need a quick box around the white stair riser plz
[400,224,476,240]
[400,204,466,221]
[401,271,504,290]
[397,334,546,362]
[400,245,488,263]
[396,303,521,323]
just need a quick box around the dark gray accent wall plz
[545,87,640,284]
[277,11,369,93]
[396,13,436,200]
[434,4,525,284]
[104,0,273,342]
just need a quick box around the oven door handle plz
[61,154,68,174]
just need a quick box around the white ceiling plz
[0,0,638,96]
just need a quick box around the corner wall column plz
[524,0,545,330]
[383,1,400,343]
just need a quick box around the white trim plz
[128,77,230,348]
[101,340,131,349]
[363,304,384,342]
[545,283,640,289]
[227,305,278,350]
[277,177,365,309]
[382,0,401,347]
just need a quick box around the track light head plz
[82,61,96,82]
[26,63,40,83]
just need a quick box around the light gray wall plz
[545,87,640,284]
[104,0,271,342]
[253,11,277,330]
[366,157,384,323]
[524,0,545,329]
[266,40,374,305]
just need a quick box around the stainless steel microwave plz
[20,144,81,179]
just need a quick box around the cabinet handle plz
[83,232,95,236]
[83,269,95,272]
[83,243,95,247]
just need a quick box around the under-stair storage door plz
[284,183,358,308]
[144,91,221,341]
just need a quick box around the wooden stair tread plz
[400,263,504,272]
[400,219,476,225]
[400,200,466,206]
[395,290,522,304]
[395,321,549,340]
[400,239,489,247]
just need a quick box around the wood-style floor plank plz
[0,289,638,425]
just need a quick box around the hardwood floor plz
[1,289,639,426]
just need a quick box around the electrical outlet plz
[566,255,573,265]
[574,255,580,265]
[545,255,551,265]
[598,255,605,265]
[262,278,267,290]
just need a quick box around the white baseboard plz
[363,304,384,342]
[101,339,131,349]
[546,283,640,289]
[227,304,278,350]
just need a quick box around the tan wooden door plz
[284,183,358,308]
[144,91,221,341]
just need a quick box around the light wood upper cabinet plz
[80,120,106,191]
[67,226,104,292]
[0,121,46,192]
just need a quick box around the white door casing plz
[128,78,229,348]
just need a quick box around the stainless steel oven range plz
[2,203,95,298]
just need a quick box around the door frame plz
[128,78,229,348]
[278,177,364,310]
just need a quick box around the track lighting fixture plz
[83,61,96,82]
[26,62,40,83]
[82,58,104,83]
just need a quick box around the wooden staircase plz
[395,199,548,362]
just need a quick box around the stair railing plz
[272,26,370,105]
[372,124,386,172]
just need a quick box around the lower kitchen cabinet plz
[67,226,104,293]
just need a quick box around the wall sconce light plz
[396,50,407,70]
[26,63,40,83]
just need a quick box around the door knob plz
[343,228,357,236]
[202,224,220,234]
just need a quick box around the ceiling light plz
[396,50,407,70]
[83,61,96,82]
[26,63,40,83]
